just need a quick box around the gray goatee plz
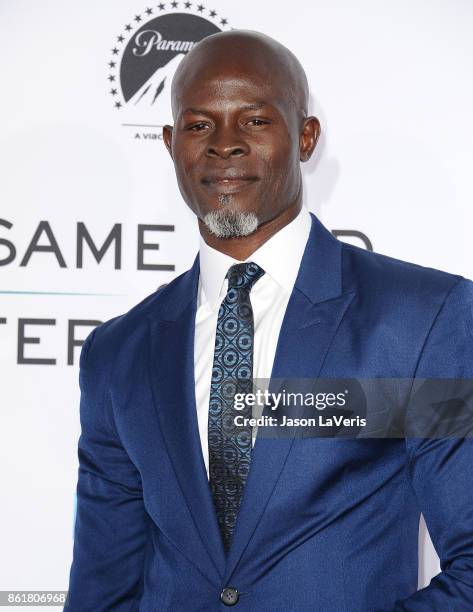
[203,196,258,238]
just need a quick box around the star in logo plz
[124,24,132,31]
[184,1,192,7]
[117,35,125,43]
[115,101,122,109]
[171,0,178,7]
[158,2,165,9]
[220,17,227,25]
[210,9,216,17]
[108,75,116,82]
[145,7,153,15]
[134,14,142,22]
[197,3,204,12]
[110,88,118,96]
[108,61,116,68]
[111,47,119,55]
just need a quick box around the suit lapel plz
[224,213,356,581]
[147,257,226,584]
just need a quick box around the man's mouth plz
[202,175,258,183]
[201,174,259,193]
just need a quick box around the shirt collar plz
[198,206,312,310]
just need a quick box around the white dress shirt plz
[194,207,312,477]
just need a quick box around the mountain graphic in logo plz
[127,53,184,113]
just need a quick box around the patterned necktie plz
[208,261,265,552]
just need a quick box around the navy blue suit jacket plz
[66,213,473,611]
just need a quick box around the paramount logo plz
[107,7,229,122]
[133,30,197,57]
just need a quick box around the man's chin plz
[202,207,259,239]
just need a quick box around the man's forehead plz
[174,71,284,108]
[178,62,274,89]
[181,100,271,116]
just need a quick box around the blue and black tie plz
[208,261,265,552]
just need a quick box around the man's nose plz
[206,127,249,159]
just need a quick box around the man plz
[65,30,473,611]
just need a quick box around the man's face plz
[163,64,305,232]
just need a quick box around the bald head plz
[171,30,309,121]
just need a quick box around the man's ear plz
[162,125,173,159]
[299,116,321,162]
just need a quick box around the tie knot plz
[226,262,265,291]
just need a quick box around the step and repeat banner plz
[1,0,472,605]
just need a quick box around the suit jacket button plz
[220,586,239,606]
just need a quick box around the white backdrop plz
[1,0,472,607]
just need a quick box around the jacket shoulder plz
[83,266,195,367]
[341,241,469,303]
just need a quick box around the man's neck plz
[198,202,302,261]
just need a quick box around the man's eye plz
[188,122,209,131]
[247,118,269,126]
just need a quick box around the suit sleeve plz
[392,277,473,611]
[65,328,151,611]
